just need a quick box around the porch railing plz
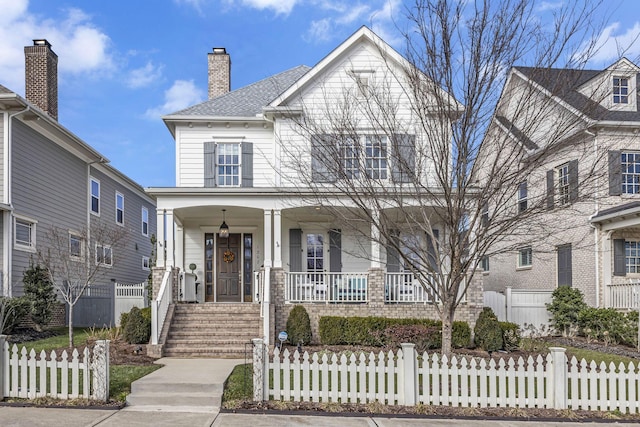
[285,272,368,303]
[606,281,640,309]
[385,272,466,304]
[151,269,172,345]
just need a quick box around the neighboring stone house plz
[482,58,640,309]
[147,26,484,357]
[0,40,156,325]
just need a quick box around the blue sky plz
[0,0,639,187]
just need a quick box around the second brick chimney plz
[24,39,58,121]
[208,47,230,100]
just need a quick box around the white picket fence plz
[0,336,110,401]
[115,281,148,326]
[252,339,640,412]
[484,288,552,329]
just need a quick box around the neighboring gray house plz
[482,58,640,310]
[0,40,156,325]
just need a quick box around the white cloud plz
[0,1,114,93]
[336,4,370,25]
[126,62,164,89]
[587,21,640,65]
[238,0,299,15]
[145,80,204,119]
[537,1,563,12]
[306,18,333,43]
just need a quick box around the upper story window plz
[365,135,388,179]
[142,207,149,236]
[557,163,570,206]
[142,256,150,271]
[546,160,578,208]
[622,152,640,194]
[340,138,360,179]
[517,181,528,213]
[90,178,100,215]
[613,76,629,104]
[115,192,124,225]
[204,141,253,188]
[15,216,36,251]
[481,256,490,272]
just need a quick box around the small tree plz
[39,220,127,347]
[23,263,57,331]
[546,286,587,337]
[474,307,503,352]
[286,305,312,345]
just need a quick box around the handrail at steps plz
[151,270,172,345]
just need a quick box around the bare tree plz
[39,220,128,348]
[278,0,616,354]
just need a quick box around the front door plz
[216,234,241,302]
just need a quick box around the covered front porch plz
[591,202,640,309]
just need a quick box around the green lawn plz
[564,346,638,367]
[11,327,93,353]
[222,363,253,403]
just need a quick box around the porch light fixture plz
[219,209,229,238]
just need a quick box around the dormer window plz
[613,76,629,104]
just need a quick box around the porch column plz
[263,210,273,268]
[165,209,175,269]
[156,209,165,268]
[273,209,282,268]
[175,223,184,271]
[602,232,612,308]
[371,209,381,268]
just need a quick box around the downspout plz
[585,129,599,307]
[4,106,30,297]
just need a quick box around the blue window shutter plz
[329,229,342,272]
[613,239,626,276]
[241,142,253,187]
[609,150,622,196]
[204,142,217,187]
[289,229,303,272]
[391,134,415,183]
[311,134,336,183]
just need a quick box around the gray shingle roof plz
[168,65,310,117]
[515,66,640,122]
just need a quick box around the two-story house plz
[482,58,640,310]
[147,27,484,357]
[0,40,156,326]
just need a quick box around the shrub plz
[0,297,30,334]
[452,321,471,348]
[319,316,347,345]
[500,321,521,352]
[23,264,57,331]
[546,286,587,337]
[286,305,312,345]
[474,307,503,352]
[578,307,634,346]
[123,306,151,344]
[383,324,440,353]
[120,311,130,331]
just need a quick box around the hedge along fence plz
[252,339,640,412]
[0,335,110,401]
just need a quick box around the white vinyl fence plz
[115,281,148,326]
[484,288,552,329]
[252,339,640,412]
[0,336,110,401]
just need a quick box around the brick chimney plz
[208,47,230,99]
[24,39,58,121]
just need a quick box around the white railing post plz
[400,343,417,406]
[549,347,567,409]
[505,287,512,322]
[263,266,271,345]
[252,338,265,401]
[0,335,5,400]
[92,340,110,402]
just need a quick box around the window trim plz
[557,163,570,206]
[14,215,37,252]
[481,256,490,273]
[141,207,149,236]
[142,256,150,271]
[95,243,113,267]
[517,181,528,213]
[517,247,532,269]
[613,76,629,105]
[216,143,241,187]
[90,177,100,216]
[115,192,124,226]
[621,151,640,195]
[626,240,640,274]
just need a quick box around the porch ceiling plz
[591,202,640,231]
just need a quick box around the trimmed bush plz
[119,311,130,331]
[286,305,312,345]
[123,306,151,344]
[0,297,30,334]
[474,307,503,352]
[383,324,441,353]
[578,307,634,346]
[452,321,472,348]
[546,286,587,337]
[23,264,57,331]
[500,321,521,352]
